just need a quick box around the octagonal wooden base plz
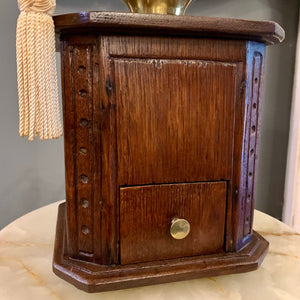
[53,203,269,293]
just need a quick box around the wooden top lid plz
[54,11,284,45]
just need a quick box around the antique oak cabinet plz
[52,12,284,292]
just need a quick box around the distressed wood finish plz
[107,36,246,254]
[115,59,237,185]
[230,42,266,251]
[105,36,246,61]
[53,203,269,293]
[62,36,98,261]
[53,12,284,292]
[120,182,227,264]
[107,35,246,253]
[54,12,284,45]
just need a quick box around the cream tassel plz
[16,0,62,140]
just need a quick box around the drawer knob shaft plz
[170,218,190,239]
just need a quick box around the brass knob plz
[170,218,190,239]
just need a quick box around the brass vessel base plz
[122,0,193,15]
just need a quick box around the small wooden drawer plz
[120,181,227,264]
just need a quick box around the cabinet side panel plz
[61,39,78,257]
[225,59,246,252]
[61,35,99,261]
[234,41,265,250]
[98,36,119,264]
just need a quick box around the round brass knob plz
[170,218,190,240]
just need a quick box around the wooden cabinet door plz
[115,58,237,186]
[120,181,227,264]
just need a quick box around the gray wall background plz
[0,0,298,229]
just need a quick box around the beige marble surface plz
[0,201,300,300]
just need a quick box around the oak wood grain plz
[55,12,282,292]
[53,202,269,293]
[105,36,246,61]
[120,182,227,264]
[54,12,284,45]
[115,58,238,186]
[61,36,97,260]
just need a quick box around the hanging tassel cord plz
[16,0,62,140]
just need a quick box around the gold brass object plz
[170,218,190,239]
[122,0,193,15]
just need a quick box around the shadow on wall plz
[56,0,289,18]
[56,0,127,14]
[256,0,298,219]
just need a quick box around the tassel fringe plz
[16,0,62,140]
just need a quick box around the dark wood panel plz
[54,12,279,291]
[61,40,78,258]
[231,42,265,250]
[62,34,119,264]
[97,36,119,264]
[115,58,238,186]
[243,49,263,236]
[105,36,246,62]
[54,12,284,45]
[62,40,96,259]
[120,181,227,264]
[54,202,269,293]
[91,45,102,263]
[73,45,94,256]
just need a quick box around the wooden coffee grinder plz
[51,5,284,293]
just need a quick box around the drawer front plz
[120,181,227,264]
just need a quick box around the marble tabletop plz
[0,201,300,300]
